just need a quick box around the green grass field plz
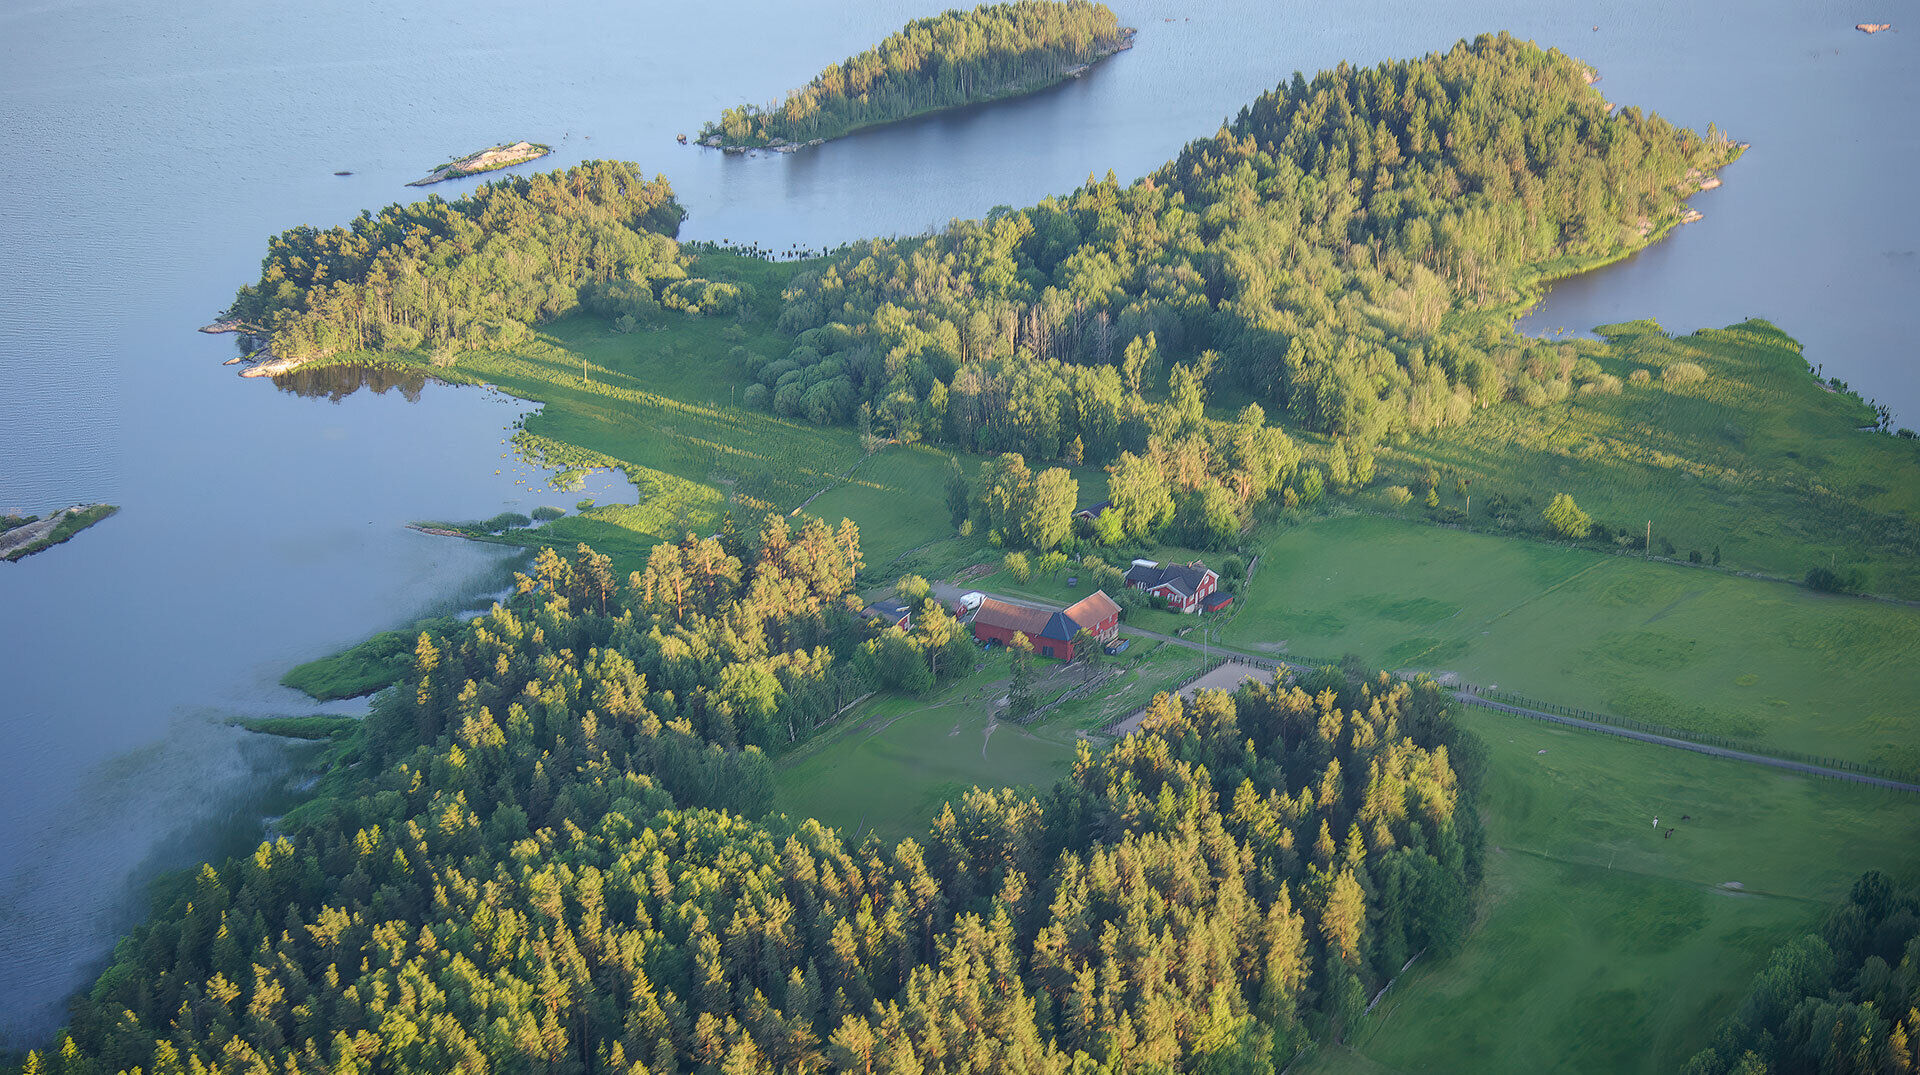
[772,652,1074,842]
[1302,707,1920,1074]
[774,640,1216,840]
[1223,512,1920,772]
[1375,320,1920,598]
[325,253,964,575]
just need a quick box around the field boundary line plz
[1458,693,1920,793]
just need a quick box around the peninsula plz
[405,140,550,186]
[695,0,1134,151]
[1,503,118,562]
[89,36,1920,1075]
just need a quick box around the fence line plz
[1451,685,1919,786]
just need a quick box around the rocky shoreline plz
[200,319,303,377]
[1,503,118,562]
[407,141,551,186]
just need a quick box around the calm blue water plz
[1,0,1911,1044]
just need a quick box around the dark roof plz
[862,597,912,623]
[1202,592,1234,610]
[1064,590,1120,626]
[1124,560,1214,598]
[974,597,1078,642]
[1074,499,1113,518]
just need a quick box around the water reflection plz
[272,363,436,402]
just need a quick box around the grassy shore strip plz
[280,616,461,701]
[0,503,117,562]
[288,253,964,577]
[233,715,362,740]
[1299,708,1920,1075]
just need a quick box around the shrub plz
[532,505,566,522]
[1806,566,1867,594]
[1629,368,1652,384]
[1299,467,1324,504]
[742,383,771,411]
[1543,493,1592,539]
[1663,361,1708,385]
[485,511,532,532]
[1386,485,1413,506]
[1004,551,1031,584]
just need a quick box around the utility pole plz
[1646,520,1652,558]
[583,357,589,385]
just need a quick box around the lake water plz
[1,0,1911,1045]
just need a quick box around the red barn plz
[971,590,1121,661]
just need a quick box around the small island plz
[406,140,551,186]
[1,503,118,562]
[695,0,1134,152]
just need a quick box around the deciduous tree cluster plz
[1684,871,1920,1075]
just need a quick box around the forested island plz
[695,1,1134,151]
[769,33,1741,448]
[406,141,552,186]
[215,160,694,366]
[0,503,117,562]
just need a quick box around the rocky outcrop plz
[407,141,551,186]
[239,351,306,378]
[1856,23,1892,33]
[1,504,117,562]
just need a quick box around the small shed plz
[861,597,913,630]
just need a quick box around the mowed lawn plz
[1305,708,1920,1075]
[1224,513,1920,772]
[773,652,1077,843]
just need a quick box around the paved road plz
[930,581,1920,794]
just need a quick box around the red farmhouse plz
[1123,559,1219,613]
[971,590,1120,661]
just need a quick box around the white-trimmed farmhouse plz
[1123,559,1219,613]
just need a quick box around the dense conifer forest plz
[770,33,1739,453]
[30,520,1480,1074]
[696,1,1131,148]
[223,161,693,361]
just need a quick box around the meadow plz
[379,252,963,575]
[1302,707,1920,1074]
[1374,320,1920,598]
[1223,512,1920,773]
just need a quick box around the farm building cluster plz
[860,554,1234,662]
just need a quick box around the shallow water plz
[1,0,1910,1044]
